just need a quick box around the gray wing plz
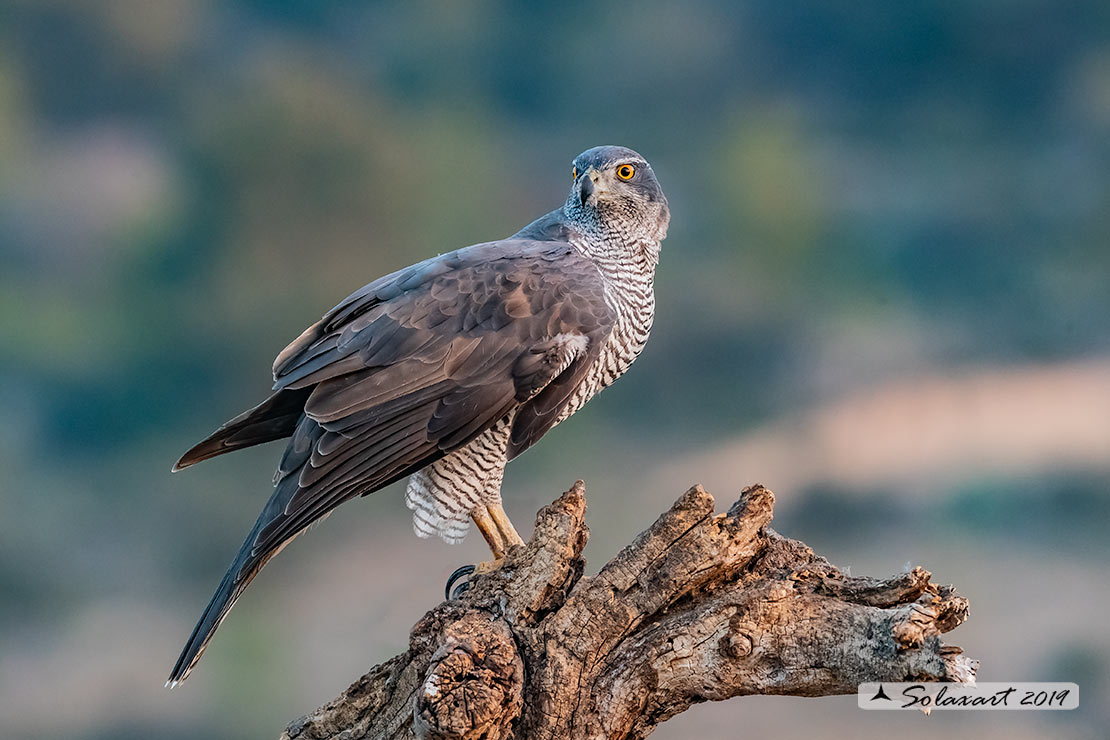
[258,240,613,551]
[169,238,612,683]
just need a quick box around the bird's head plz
[564,146,670,246]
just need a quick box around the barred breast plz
[405,416,514,544]
[556,235,657,423]
[405,233,658,544]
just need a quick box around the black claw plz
[451,579,472,600]
[445,564,476,600]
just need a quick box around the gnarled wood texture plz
[281,483,976,740]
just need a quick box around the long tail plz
[166,520,277,686]
[168,387,313,685]
[173,388,312,471]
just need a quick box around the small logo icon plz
[870,685,892,702]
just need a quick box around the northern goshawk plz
[168,145,670,684]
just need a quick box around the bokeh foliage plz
[0,1,1107,738]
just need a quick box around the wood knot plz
[725,630,753,658]
[413,612,523,740]
[891,603,937,650]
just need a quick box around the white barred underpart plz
[406,416,513,543]
[405,226,659,544]
[559,229,656,424]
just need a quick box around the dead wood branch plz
[281,482,976,740]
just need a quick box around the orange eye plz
[616,164,635,180]
[572,166,578,181]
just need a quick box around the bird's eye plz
[616,164,635,180]
[572,166,578,181]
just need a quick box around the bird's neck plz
[583,232,661,282]
[517,207,662,286]
[559,203,661,277]
[563,214,662,282]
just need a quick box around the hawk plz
[167,146,670,685]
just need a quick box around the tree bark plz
[281,482,976,740]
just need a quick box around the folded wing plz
[168,239,613,683]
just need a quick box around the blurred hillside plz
[0,1,1107,739]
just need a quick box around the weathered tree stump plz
[282,482,976,739]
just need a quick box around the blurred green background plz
[1,1,1108,738]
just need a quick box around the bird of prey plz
[167,145,670,685]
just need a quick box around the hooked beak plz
[577,167,600,205]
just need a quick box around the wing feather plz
[169,236,614,684]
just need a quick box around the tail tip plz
[171,455,195,473]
